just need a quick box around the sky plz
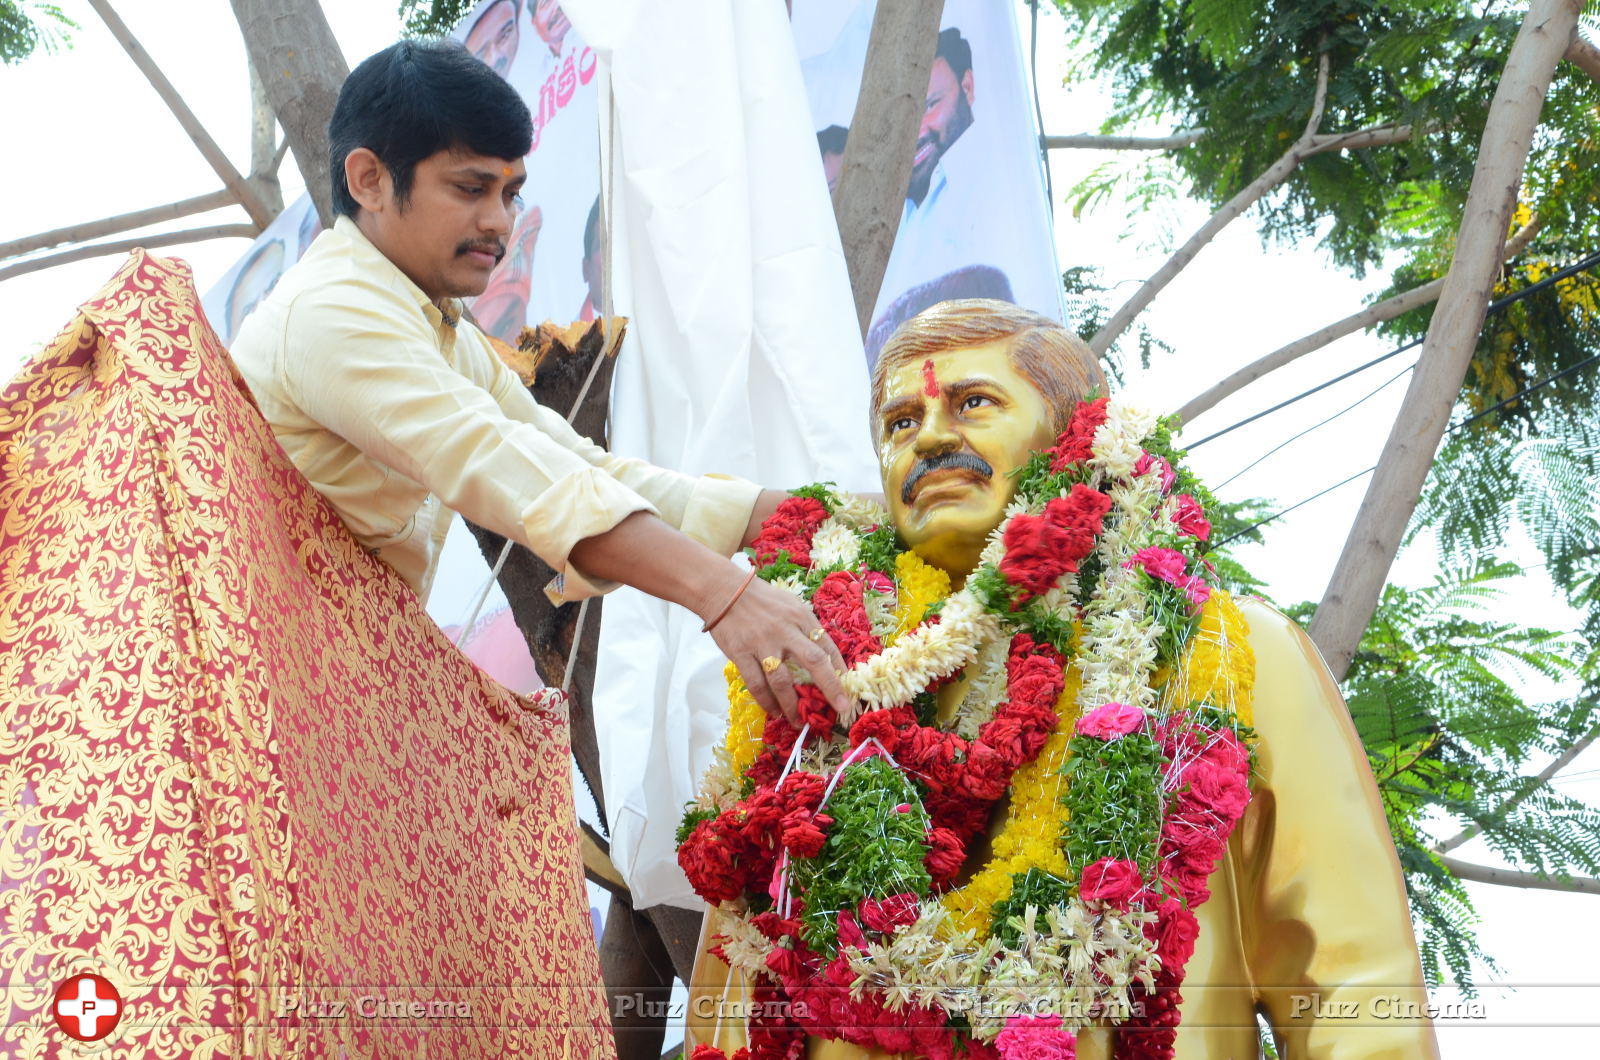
[1,1,1594,1054]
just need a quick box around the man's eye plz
[457,184,485,196]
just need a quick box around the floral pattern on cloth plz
[0,251,614,1058]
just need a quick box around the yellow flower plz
[887,551,951,645]
[724,663,768,778]
[940,665,1082,936]
[1162,589,1255,727]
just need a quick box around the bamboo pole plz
[0,224,258,282]
[0,189,239,260]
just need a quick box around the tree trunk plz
[830,0,946,336]
[1307,0,1584,681]
[228,0,348,226]
[1436,854,1600,894]
[249,57,285,217]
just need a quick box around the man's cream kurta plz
[231,216,761,602]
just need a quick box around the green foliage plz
[398,0,479,38]
[1057,0,1521,277]
[790,756,932,957]
[856,522,903,578]
[676,804,718,846]
[0,1,74,64]
[1060,731,1164,875]
[990,868,1071,945]
[1284,560,1600,989]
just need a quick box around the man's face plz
[356,148,527,302]
[465,0,520,78]
[821,149,844,194]
[532,0,571,54]
[909,57,974,203]
[878,341,1056,576]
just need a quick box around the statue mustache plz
[902,451,993,504]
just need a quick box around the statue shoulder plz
[1228,593,1359,741]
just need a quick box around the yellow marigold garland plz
[723,662,768,780]
[886,550,950,645]
[1159,589,1255,727]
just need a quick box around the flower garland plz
[681,398,1257,1060]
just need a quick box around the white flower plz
[810,517,861,569]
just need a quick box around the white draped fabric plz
[559,0,880,909]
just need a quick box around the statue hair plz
[869,299,1107,438]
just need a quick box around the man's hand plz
[568,511,854,727]
[700,571,850,728]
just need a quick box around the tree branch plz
[1308,0,1584,681]
[1565,29,1600,83]
[1303,49,1331,139]
[1305,122,1418,155]
[1175,216,1542,425]
[1437,853,1600,895]
[0,224,258,282]
[1092,52,1338,357]
[1044,129,1204,150]
[0,189,240,260]
[86,0,275,230]
[1433,714,1600,855]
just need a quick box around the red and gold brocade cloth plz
[0,251,615,1059]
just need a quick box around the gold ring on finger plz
[761,655,783,674]
[808,627,825,642]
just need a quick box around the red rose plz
[780,808,832,859]
[1047,397,1110,471]
[1180,758,1250,823]
[765,943,805,983]
[1078,857,1144,909]
[751,496,829,566]
[858,892,921,933]
[794,684,837,740]
[692,1045,729,1060]
[924,826,965,888]
[1150,896,1200,975]
[812,570,884,667]
[998,486,1111,602]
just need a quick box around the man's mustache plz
[902,450,993,504]
[456,239,506,263]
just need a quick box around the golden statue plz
[683,300,1440,1060]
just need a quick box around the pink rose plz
[1124,546,1187,583]
[995,1014,1076,1060]
[862,570,895,596]
[1134,452,1177,494]
[1124,546,1210,611]
[1180,758,1250,822]
[1172,494,1212,541]
[1076,701,1145,740]
[1149,896,1200,975]
[1078,857,1143,908]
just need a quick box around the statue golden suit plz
[686,300,1440,1059]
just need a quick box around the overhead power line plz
[1188,248,1600,451]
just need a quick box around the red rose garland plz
[685,398,1254,1060]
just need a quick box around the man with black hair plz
[909,27,975,208]
[232,40,849,728]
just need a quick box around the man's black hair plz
[934,27,972,81]
[816,124,849,157]
[583,195,602,259]
[327,39,533,218]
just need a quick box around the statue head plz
[870,299,1105,578]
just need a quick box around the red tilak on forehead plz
[922,359,939,397]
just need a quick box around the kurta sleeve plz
[280,287,669,599]
[482,342,762,561]
[1233,599,1441,1059]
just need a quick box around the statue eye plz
[887,416,918,436]
[960,394,994,412]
